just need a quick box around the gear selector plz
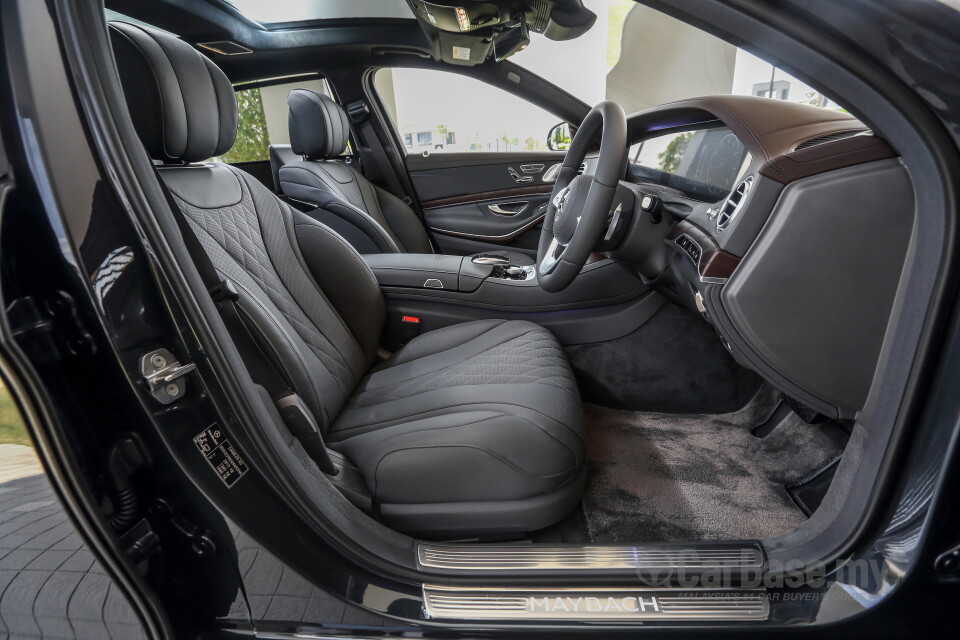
[471,254,513,265]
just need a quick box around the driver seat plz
[109,21,584,536]
[277,88,535,265]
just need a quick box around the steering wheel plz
[537,102,627,293]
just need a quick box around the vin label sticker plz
[194,424,248,488]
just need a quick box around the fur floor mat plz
[582,386,847,542]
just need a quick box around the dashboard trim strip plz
[668,221,741,283]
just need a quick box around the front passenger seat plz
[109,21,584,536]
[278,89,536,265]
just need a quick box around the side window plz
[373,68,557,154]
[216,77,337,164]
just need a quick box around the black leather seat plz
[108,21,584,535]
[277,88,536,265]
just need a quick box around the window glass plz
[374,68,557,154]
[215,77,333,164]
[510,0,846,114]
[221,0,413,25]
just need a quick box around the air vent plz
[716,176,753,232]
[794,129,868,151]
[197,41,252,56]
[578,163,586,175]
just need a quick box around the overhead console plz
[406,0,596,65]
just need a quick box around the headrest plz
[108,22,238,163]
[287,89,350,159]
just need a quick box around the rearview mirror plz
[492,13,530,61]
[547,122,573,151]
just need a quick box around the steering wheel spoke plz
[538,236,566,275]
[536,101,627,292]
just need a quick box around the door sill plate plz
[423,585,769,621]
[418,541,764,575]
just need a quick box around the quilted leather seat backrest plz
[279,89,434,254]
[108,21,385,429]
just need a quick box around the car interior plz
[97,0,917,580]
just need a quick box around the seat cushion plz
[328,319,584,533]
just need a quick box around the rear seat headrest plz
[287,89,350,160]
[108,21,238,163]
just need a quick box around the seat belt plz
[346,100,419,211]
[155,167,337,475]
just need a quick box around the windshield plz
[511,0,845,114]
[221,0,413,25]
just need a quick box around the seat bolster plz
[280,162,402,254]
[333,410,581,504]
[269,144,298,192]
[292,211,386,363]
[320,202,401,254]
[331,319,585,464]
[334,385,585,450]
[371,318,512,370]
[373,185,434,254]
[278,162,345,205]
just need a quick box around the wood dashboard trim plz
[668,220,741,282]
[759,134,895,184]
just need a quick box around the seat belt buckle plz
[398,315,421,347]
[209,279,240,303]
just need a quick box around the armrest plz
[362,253,493,292]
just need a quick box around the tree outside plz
[657,132,692,173]
[0,383,30,446]
[550,123,573,150]
[524,136,543,151]
[219,88,270,163]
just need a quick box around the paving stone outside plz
[0,445,145,640]
[0,444,396,638]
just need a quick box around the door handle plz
[508,167,533,183]
[488,201,529,216]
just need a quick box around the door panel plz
[408,152,563,203]
[409,152,564,256]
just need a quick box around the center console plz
[362,253,662,345]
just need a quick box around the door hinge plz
[7,291,97,363]
[139,348,196,405]
[151,499,217,558]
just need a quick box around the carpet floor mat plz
[582,385,848,542]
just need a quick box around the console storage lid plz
[362,254,493,292]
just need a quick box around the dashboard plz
[589,95,911,421]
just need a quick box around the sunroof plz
[221,0,415,25]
